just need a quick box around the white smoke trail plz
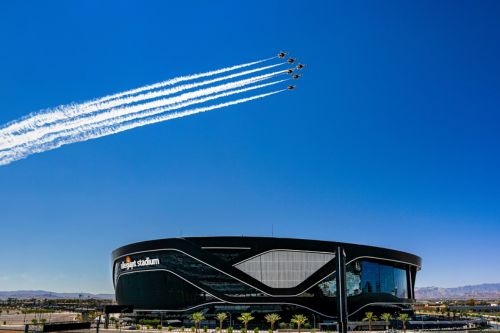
[0,70,285,150]
[74,63,284,119]
[1,79,286,155]
[0,57,277,136]
[87,56,277,104]
[0,89,284,166]
[0,63,285,141]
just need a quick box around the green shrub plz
[137,325,142,330]
[191,326,196,332]
[268,329,273,333]
[203,326,208,333]
[304,323,311,329]
[140,320,161,327]
[227,327,233,333]
[278,323,287,330]
[158,325,163,330]
[181,326,185,332]
[147,325,153,330]
[254,328,259,333]
[168,326,173,332]
[241,329,246,333]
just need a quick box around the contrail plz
[86,56,277,104]
[76,63,284,117]
[0,63,285,140]
[0,70,286,150]
[0,89,285,166]
[0,53,302,166]
[1,79,287,155]
[0,56,277,136]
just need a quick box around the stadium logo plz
[120,256,160,270]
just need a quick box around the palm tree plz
[191,312,205,333]
[380,313,392,331]
[238,313,254,333]
[290,315,308,333]
[453,310,459,320]
[216,313,228,332]
[362,312,378,332]
[397,313,409,333]
[264,314,281,332]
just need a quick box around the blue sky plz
[0,1,499,293]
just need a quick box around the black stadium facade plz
[112,237,421,327]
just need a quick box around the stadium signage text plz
[120,256,160,270]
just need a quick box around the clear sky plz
[0,1,499,293]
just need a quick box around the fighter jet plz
[296,64,305,70]
[286,69,294,74]
[287,85,296,90]
[287,58,296,64]
[278,52,287,58]
[292,74,301,80]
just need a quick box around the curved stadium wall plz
[112,237,421,320]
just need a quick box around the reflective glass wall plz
[316,259,408,299]
[349,260,408,298]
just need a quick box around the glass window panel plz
[351,260,408,299]
[361,261,380,293]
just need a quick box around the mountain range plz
[415,283,500,300]
[0,290,114,300]
[1,283,500,300]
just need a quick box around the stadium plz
[112,237,421,326]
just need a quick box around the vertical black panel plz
[335,247,348,333]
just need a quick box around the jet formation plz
[279,51,305,91]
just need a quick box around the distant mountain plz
[0,290,114,300]
[416,283,500,300]
[3,284,500,301]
